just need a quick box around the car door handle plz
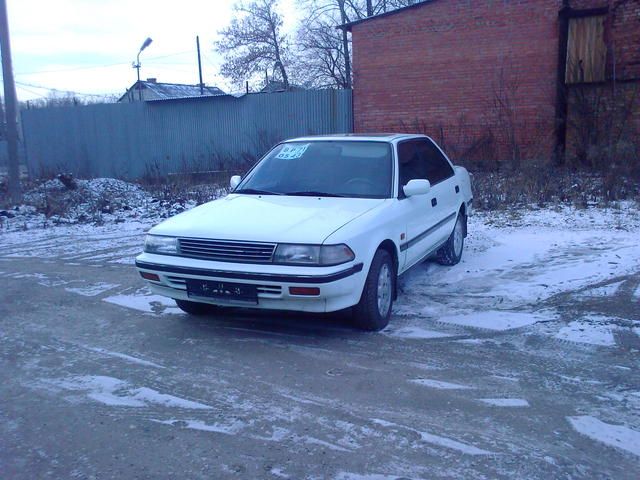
[431,198,437,207]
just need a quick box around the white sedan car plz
[136,134,473,330]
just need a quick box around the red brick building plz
[342,0,640,166]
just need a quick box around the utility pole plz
[0,0,21,203]
[0,95,5,139]
[196,36,204,95]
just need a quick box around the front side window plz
[236,141,393,199]
[398,139,454,192]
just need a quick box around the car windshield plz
[235,141,393,199]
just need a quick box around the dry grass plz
[470,166,639,210]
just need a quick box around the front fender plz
[323,201,402,298]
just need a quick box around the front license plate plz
[186,279,258,304]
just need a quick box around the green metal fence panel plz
[21,89,353,179]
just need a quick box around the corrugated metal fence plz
[21,89,353,179]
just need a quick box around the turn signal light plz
[140,272,160,282]
[289,287,320,296]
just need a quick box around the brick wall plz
[350,0,639,165]
[351,0,562,163]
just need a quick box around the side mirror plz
[230,175,241,190]
[403,179,431,197]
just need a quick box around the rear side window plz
[398,139,454,190]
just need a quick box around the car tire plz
[353,249,394,331]
[436,211,465,266]
[175,299,211,316]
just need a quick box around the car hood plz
[149,194,387,244]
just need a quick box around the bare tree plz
[19,91,118,110]
[216,0,291,90]
[491,63,522,169]
[296,0,424,88]
[295,14,348,88]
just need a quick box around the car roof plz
[284,133,426,143]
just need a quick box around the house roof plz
[119,80,227,102]
[260,80,307,93]
[338,0,436,31]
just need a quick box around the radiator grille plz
[178,238,276,263]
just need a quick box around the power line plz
[15,50,193,76]
[201,52,220,70]
[15,80,119,98]
[15,83,46,98]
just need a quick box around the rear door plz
[421,138,459,245]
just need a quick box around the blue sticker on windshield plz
[275,144,310,160]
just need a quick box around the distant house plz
[341,0,640,164]
[119,78,227,103]
[260,80,307,94]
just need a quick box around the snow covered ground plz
[1,183,639,479]
[2,191,639,344]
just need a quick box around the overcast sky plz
[2,0,300,101]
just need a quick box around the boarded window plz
[566,15,607,84]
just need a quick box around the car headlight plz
[144,235,178,254]
[273,244,355,266]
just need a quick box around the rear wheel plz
[436,212,465,266]
[353,249,395,331]
[175,299,211,316]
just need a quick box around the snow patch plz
[152,418,245,435]
[5,272,67,286]
[103,291,182,315]
[254,426,351,452]
[82,346,165,368]
[302,436,352,452]
[336,473,422,480]
[65,282,120,297]
[410,378,473,390]
[46,375,211,409]
[395,207,640,327]
[558,375,603,385]
[383,325,453,339]
[455,338,491,345]
[568,416,640,457]
[480,398,529,407]
[370,419,493,455]
[576,281,623,298]
[555,320,616,346]
[438,311,550,331]
[490,375,519,383]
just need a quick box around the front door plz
[396,138,458,271]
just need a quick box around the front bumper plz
[135,253,366,313]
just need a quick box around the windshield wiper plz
[234,188,283,195]
[285,191,346,198]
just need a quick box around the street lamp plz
[132,37,153,100]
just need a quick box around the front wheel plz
[436,212,465,266]
[175,299,212,316]
[353,249,395,331]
